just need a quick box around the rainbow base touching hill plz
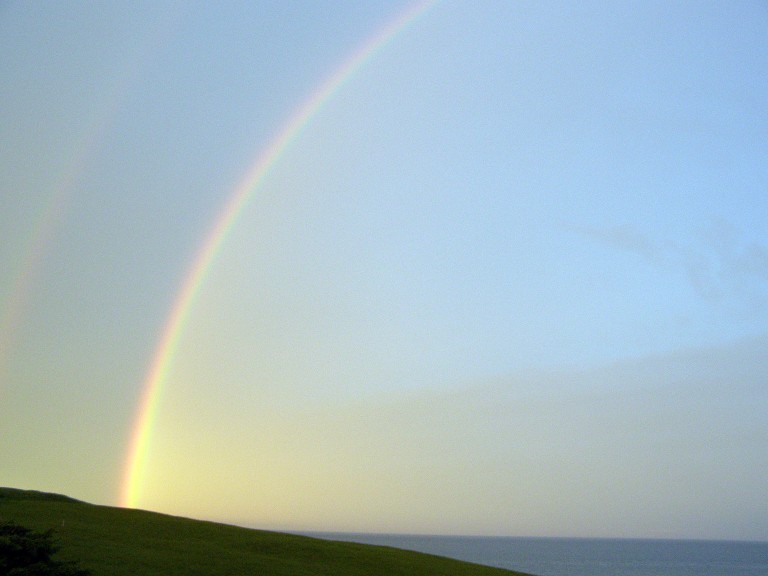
[0,487,534,576]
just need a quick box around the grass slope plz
[0,488,533,576]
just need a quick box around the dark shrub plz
[0,521,90,576]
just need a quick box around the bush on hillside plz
[0,520,90,576]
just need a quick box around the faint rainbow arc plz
[120,0,439,509]
[0,13,178,383]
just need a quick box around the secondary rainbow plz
[120,0,439,509]
[0,112,118,382]
[2,27,166,384]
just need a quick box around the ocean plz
[305,533,768,576]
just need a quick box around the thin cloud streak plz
[570,221,768,306]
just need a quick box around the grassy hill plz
[0,488,533,576]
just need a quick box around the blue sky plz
[1,1,767,540]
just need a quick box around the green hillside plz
[0,488,533,576]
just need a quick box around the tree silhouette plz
[0,521,90,575]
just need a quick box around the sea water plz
[306,533,768,576]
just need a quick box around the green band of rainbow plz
[120,0,438,509]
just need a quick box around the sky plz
[1,0,767,541]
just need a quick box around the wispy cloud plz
[566,222,673,266]
[568,220,768,307]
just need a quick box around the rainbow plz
[120,0,439,508]
[0,115,116,381]
[0,190,69,381]
[1,23,168,383]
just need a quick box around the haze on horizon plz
[1,1,767,541]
